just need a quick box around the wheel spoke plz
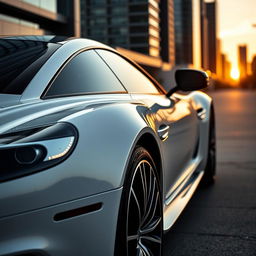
[127,158,162,256]
[136,247,144,256]
[141,175,156,227]
[140,216,161,235]
[141,235,162,244]
[128,234,139,241]
[139,242,153,256]
[131,188,142,224]
[142,183,159,229]
[147,168,152,205]
[142,192,159,230]
[139,163,147,215]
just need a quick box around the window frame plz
[95,48,167,95]
[41,47,128,99]
[41,46,167,99]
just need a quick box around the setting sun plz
[230,67,240,80]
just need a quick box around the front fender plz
[0,103,158,217]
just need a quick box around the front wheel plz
[115,147,163,256]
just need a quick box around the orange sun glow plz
[230,67,240,80]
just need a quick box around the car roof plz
[0,36,166,100]
[0,35,112,48]
[0,35,69,44]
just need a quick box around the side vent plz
[54,203,102,221]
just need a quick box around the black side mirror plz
[167,69,209,96]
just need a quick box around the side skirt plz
[163,169,204,231]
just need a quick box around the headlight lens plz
[0,123,78,182]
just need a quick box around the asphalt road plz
[163,89,256,255]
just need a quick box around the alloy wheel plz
[126,159,162,256]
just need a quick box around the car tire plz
[201,105,216,186]
[115,146,163,256]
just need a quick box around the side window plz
[44,50,126,98]
[96,50,161,94]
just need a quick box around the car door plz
[140,93,199,200]
[95,49,199,200]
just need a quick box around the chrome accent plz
[157,124,170,141]
[47,137,75,161]
[163,171,204,231]
[165,157,202,203]
[197,107,207,120]
[0,136,75,162]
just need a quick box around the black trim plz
[43,91,127,100]
[54,203,103,221]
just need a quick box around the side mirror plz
[167,69,209,96]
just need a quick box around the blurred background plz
[0,0,255,91]
[1,2,256,254]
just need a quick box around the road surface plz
[163,89,256,255]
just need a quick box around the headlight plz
[0,123,78,182]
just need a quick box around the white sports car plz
[0,36,216,256]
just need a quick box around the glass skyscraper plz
[81,0,162,58]
[206,1,217,73]
[174,0,193,65]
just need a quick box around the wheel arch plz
[114,137,163,256]
[136,132,162,184]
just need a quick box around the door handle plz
[196,107,206,120]
[157,124,170,141]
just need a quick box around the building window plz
[130,26,148,33]
[88,7,107,16]
[130,36,148,44]
[110,16,128,25]
[129,15,148,23]
[22,0,57,13]
[109,36,128,45]
[88,17,107,25]
[110,27,128,36]
[88,0,107,5]
[111,6,127,15]
[87,27,107,36]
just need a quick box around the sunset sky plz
[216,0,256,71]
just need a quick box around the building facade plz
[206,0,217,74]
[174,0,193,65]
[251,55,256,88]
[160,0,175,65]
[200,0,208,70]
[174,0,210,70]
[80,0,175,88]
[238,45,248,79]
[0,0,80,36]
[81,0,162,58]
[220,53,231,81]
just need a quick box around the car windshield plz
[0,37,61,95]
